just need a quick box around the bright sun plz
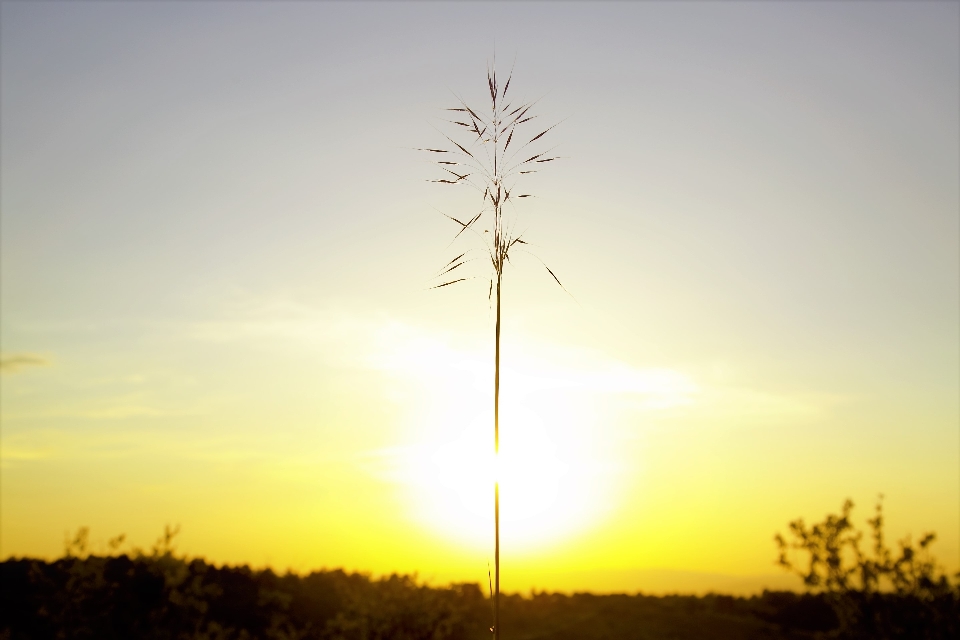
[396,395,614,551]
[370,324,694,552]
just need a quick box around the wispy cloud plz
[0,353,50,374]
[79,405,171,419]
[184,294,375,365]
[368,319,699,407]
[183,292,834,430]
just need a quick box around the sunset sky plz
[2,2,958,595]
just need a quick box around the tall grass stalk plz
[420,58,563,640]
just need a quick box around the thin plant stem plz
[494,273,501,640]
[422,59,564,639]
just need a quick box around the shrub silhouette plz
[775,497,959,639]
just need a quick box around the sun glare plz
[394,396,612,551]
[369,325,697,553]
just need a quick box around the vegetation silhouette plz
[2,525,487,640]
[0,526,823,640]
[3,508,957,639]
[419,56,565,640]
[775,497,959,639]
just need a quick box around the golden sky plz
[2,2,958,594]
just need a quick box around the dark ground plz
[2,553,957,640]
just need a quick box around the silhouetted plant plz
[420,57,564,640]
[4,534,857,640]
[775,497,959,639]
[1,528,488,640]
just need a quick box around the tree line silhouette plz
[1,498,957,639]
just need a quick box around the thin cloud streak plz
[0,353,50,374]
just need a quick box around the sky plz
[1,1,958,595]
